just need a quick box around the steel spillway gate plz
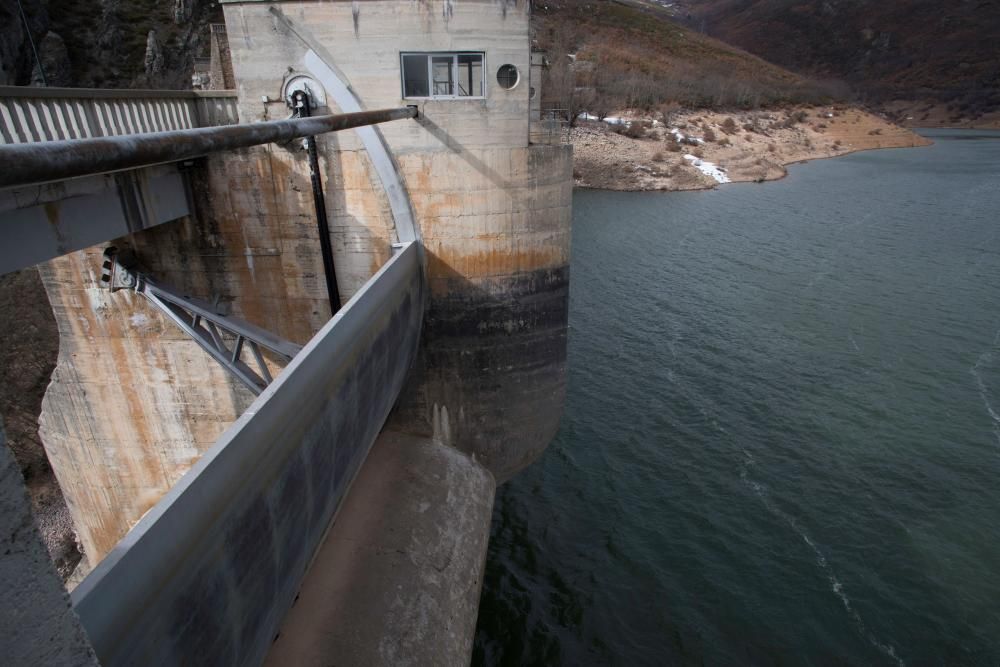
[72,241,424,666]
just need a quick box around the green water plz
[474,130,1000,665]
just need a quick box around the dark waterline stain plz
[474,131,1000,666]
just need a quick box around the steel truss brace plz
[101,248,302,395]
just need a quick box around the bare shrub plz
[721,117,738,134]
[717,136,731,147]
[767,143,777,152]
[703,128,717,142]
[617,122,648,139]
[660,101,682,125]
[652,151,666,162]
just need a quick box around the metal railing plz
[0,86,239,145]
[0,105,418,188]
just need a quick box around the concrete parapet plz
[0,423,97,666]
[265,431,495,667]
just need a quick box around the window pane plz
[457,54,484,96]
[432,56,454,96]
[402,54,429,97]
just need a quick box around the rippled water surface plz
[473,131,1000,665]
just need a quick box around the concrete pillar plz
[222,0,573,482]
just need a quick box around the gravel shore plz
[572,106,931,192]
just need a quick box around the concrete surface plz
[71,243,424,666]
[226,0,574,483]
[265,430,496,667]
[0,422,97,666]
[38,0,569,591]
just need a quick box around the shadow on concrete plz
[415,115,510,191]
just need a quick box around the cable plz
[15,0,47,86]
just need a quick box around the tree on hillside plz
[542,23,594,126]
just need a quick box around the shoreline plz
[572,106,932,192]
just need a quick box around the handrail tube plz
[0,106,418,188]
[0,85,238,100]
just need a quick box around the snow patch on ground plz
[579,113,626,125]
[684,154,731,183]
[579,113,660,128]
[671,128,704,144]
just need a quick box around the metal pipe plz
[294,90,341,315]
[0,106,418,188]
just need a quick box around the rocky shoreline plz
[571,106,932,192]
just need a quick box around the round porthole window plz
[496,64,520,90]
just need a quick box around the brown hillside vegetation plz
[685,0,1000,122]
[535,0,849,119]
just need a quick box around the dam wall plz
[37,144,335,562]
[223,0,573,481]
[0,0,572,662]
[71,243,424,666]
[32,0,570,583]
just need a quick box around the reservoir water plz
[473,130,1000,665]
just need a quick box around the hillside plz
[684,0,1000,124]
[534,0,848,119]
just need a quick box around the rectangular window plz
[401,54,429,97]
[401,52,485,99]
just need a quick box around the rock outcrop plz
[143,29,164,81]
[30,32,71,87]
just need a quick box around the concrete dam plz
[0,1,572,664]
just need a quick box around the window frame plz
[400,51,487,100]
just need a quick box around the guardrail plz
[0,86,239,144]
[0,106,418,189]
[72,241,425,666]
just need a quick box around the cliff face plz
[0,0,52,85]
[0,0,223,89]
